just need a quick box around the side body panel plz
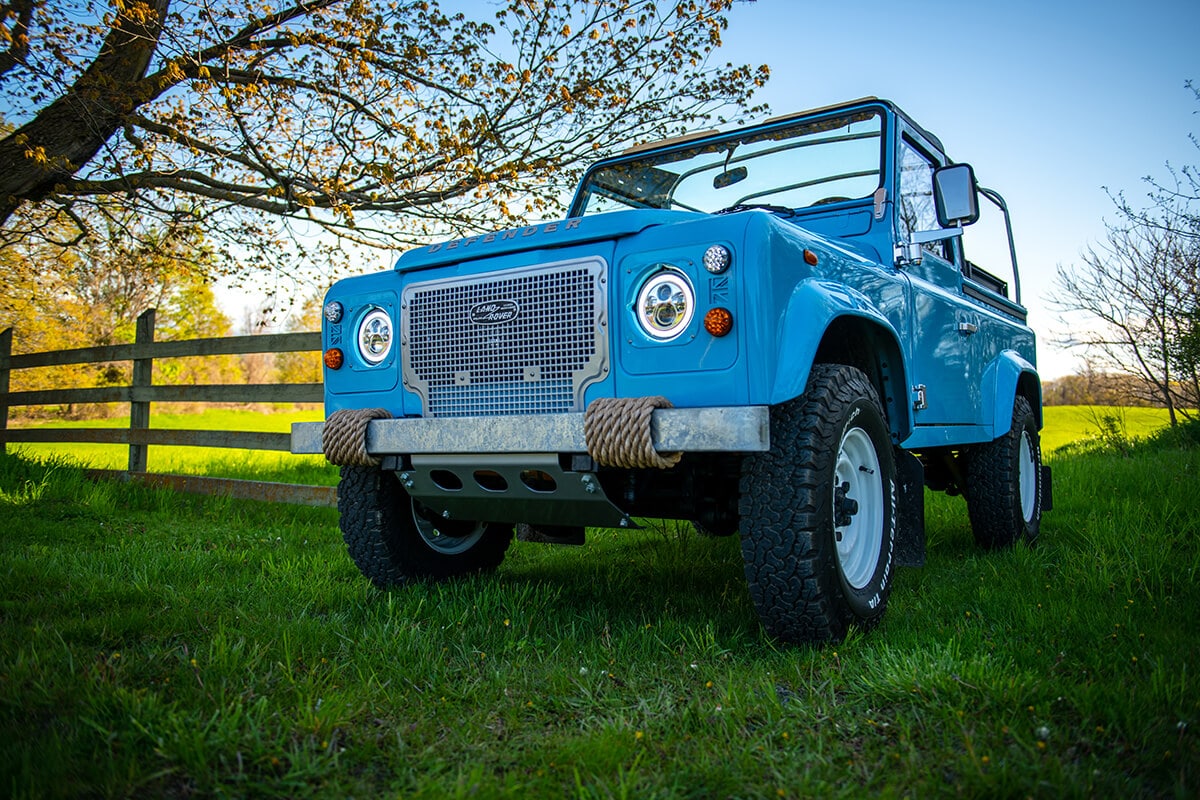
[887,118,1040,448]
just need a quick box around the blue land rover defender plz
[293,97,1051,644]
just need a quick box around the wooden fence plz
[0,308,335,506]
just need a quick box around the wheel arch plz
[814,316,911,441]
[983,349,1043,437]
[771,280,912,442]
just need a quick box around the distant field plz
[1040,405,1179,453]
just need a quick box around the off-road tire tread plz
[965,395,1041,550]
[338,465,512,588]
[738,364,895,644]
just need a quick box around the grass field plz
[1039,405,1184,453]
[1,412,1197,797]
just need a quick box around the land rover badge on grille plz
[469,300,520,325]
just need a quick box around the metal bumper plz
[293,406,769,528]
[290,406,770,458]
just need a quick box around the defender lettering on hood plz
[426,219,582,253]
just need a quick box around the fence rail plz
[0,309,334,506]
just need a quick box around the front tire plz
[338,465,513,587]
[966,395,1042,549]
[739,364,898,644]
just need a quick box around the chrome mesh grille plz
[402,258,607,417]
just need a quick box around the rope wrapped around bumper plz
[584,396,682,469]
[323,398,682,469]
[323,408,392,466]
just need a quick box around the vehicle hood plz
[393,209,701,272]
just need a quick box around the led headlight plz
[357,307,393,364]
[636,267,695,341]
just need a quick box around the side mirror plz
[933,163,980,227]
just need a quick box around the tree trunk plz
[0,0,170,224]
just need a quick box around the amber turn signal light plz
[704,307,734,337]
[803,249,819,266]
[323,348,344,370]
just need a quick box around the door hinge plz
[912,384,928,411]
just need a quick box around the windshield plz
[575,110,883,216]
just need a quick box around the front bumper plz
[290,406,770,458]
[293,406,769,528]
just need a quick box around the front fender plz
[770,278,910,437]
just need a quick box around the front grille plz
[402,258,608,417]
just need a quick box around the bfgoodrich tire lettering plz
[966,395,1042,549]
[739,364,898,644]
[337,465,513,587]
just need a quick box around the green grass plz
[1,422,1197,797]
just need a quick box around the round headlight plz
[323,300,344,324]
[636,268,695,341]
[703,244,731,274]
[357,308,393,364]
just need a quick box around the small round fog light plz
[704,307,734,337]
[323,301,344,323]
[703,244,732,274]
[323,348,344,370]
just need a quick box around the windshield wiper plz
[714,203,796,217]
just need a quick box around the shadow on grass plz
[495,525,763,646]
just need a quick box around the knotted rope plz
[323,399,680,469]
[584,396,682,469]
[323,407,392,466]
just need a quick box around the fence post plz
[0,327,11,455]
[129,309,156,474]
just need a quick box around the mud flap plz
[895,448,926,567]
[1040,465,1053,512]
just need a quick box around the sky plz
[713,0,1200,378]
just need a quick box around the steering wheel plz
[810,196,851,206]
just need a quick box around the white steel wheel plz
[1018,430,1038,524]
[834,426,885,590]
